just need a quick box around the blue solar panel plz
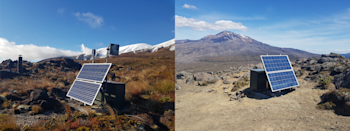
[66,80,102,105]
[268,71,298,91]
[76,63,112,82]
[261,56,292,72]
[261,55,299,92]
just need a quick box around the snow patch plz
[239,34,246,38]
[151,39,175,52]
[77,38,174,60]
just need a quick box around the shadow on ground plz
[243,87,295,100]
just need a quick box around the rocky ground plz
[0,48,175,130]
[175,53,350,131]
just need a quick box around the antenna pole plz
[92,49,96,63]
[17,55,22,73]
[102,46,111,105]
[106,47,110,63]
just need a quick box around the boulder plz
[223,80,232,84]
[193,72,212,81]
[4,94,23,101]
[328,53,346,58]
[223,69,231,73]
[243,73,250,79]
[309,65,321,72]
[185,76,195,84]
[48,88,66,98]
[206,76,221,83]
[230,95,238,101]
[318,57,338,64]
[333,66,345,73]
[17,105,30,113]
[334,69,350,88]
[0,59,15,69]
[207,72,214,75]
[31,89,48,101]
[230,67,237,70]
[219,75,228,80]
[321,62,337,70]
[305,74,324,82]
[253,63,264,69]
[175,84,182,90]
[309,59,317,65]
[294,70,302,77]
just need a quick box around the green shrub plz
[153,79,175,94]
[316,102,336,110]
[200,81,208,86]
[318,76,334,89]
[231,79,249,92]
[159,97,172,103]
[243,76,250,81]
[77,126,90,131]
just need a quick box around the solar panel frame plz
[66,80,102,105]
[75,63,112,83]
[260,55,299,92]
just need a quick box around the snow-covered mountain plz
[76,39,174,60]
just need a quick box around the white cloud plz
[0,38,83,62]
[75,12,104,28]
[305,49,350,54]
[57,8,65,14]
[96,42,104,47]
[197,13,266,21]
[175,15,247,31]
[182,4,197,9]
[80,44,92,55]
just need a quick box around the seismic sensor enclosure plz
[94,81,125,109]
[250,69,269,92]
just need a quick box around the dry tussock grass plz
[126,80,149,95]
[0,114,19,130]
[0,77,59,93]
[63,104,72,118]
[153,79,175,94]
[31,105,43,114]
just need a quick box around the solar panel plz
[76,63,112,83]
[67,63,112,105]
[261,56,292,72]
[66,80,102,105]
[261,55,299,92]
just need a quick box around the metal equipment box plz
[94,81,125,109]
[250,69,269,92]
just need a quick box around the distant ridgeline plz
[175,31,320,72]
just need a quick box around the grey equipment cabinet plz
[250,69,269,92]
[94,81,125,109]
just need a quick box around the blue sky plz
[175,0,350,54]
[0,0,174,62]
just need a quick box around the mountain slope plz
[175,31,319,72]
[341,53,350,58]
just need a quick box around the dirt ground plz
[175,71,350,131]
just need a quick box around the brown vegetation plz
[0,48,175,130]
